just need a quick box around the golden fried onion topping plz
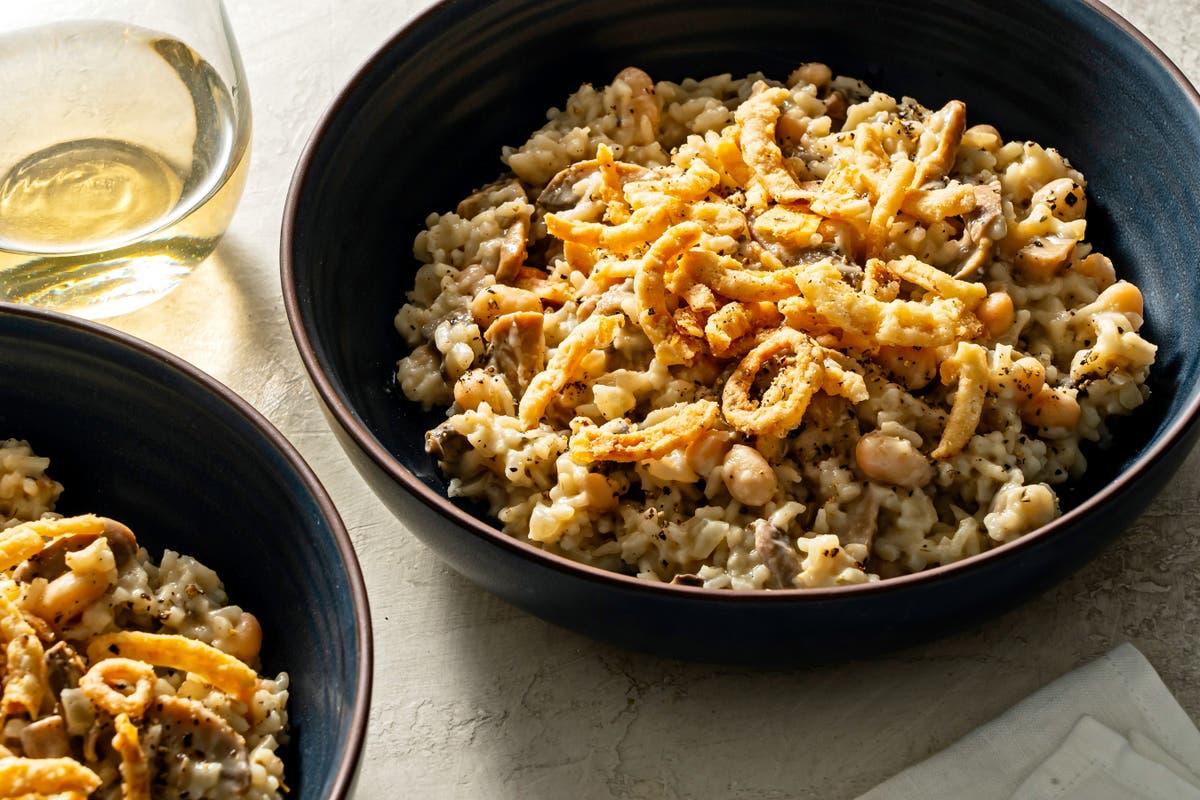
[722,328,826,438]
[0,757,101,797]
[570,400,721,464]
[490,67,1004,452]
[86,632,260,707]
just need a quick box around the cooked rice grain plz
[396,66,1154,590]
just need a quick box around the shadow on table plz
[102,234,329,423]
[106,236,259,380]
[431,500,1196,800]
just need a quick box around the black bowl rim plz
[281,0,1200,603]
[0,301,373,799]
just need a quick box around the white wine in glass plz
[0,2,250,319]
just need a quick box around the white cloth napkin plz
[858,643,1200,800]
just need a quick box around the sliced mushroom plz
[613,67,661,147]
[456,177,526,219]
[838,486,882,551]
[144,695,250,798]
[456,178,531,283]
[19,714,70,758]
[823,90,848,128]
[484,311,546,397]
[12,519,137,584]
[83,716,112,764]
[913,99,967,186]
[495,219,529,284]
[775,112,810,151]
[16,530,128,628]
[101,519,139,564]
[536,159,652,213]
[14,524,134,630]
[44,641,86,698]
[669,573,705,587]
[954,182,1006,278]
[753,520,801,590]
[965,183,1006,242]
[425,422,469,463]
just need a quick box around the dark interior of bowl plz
[0,307,367,800]
[292,0,1200,527]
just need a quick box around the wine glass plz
[0,0,251,319]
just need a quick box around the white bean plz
[722,445,777,506]
[855,432,934,488]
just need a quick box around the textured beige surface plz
[104,1,1200,797]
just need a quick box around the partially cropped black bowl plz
[0,304,371,796]
[283,0,1200,663]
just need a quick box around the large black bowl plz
[0,304,371,797]
[282,0,1200,663]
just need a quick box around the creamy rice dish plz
[395,64,1155,590]
[0,439,288,798]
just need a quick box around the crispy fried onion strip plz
[705,301,782,356]
[735,84,811,204]
[688,200,748,238]
[722,328,825,437]
[570,400,721,464]
[661,154,722,202]
[5,516,105,540]
[900,183,978,224]
[913,100,967,187]
[752,204,823,250]
[636,222,704,365]
[539,148,652,214]
[112,713,150,800]
[87,632,259,706]
[810,162,872,228]
[0,586,47,721]
[777,295,834,335]
[0,758,101,797]
[518,313,624,428]
[544,203,671,253]
[0,531,45,577]
[679,250,801,303]
[862,259,899,301]
[932,342,989,459]
[880,255,987,305]
[79,658,156,719]
[798,260,982,347]
[669,272,717,313]
[865,157,916,259]
[715,133,755,188]
[594,143,628,208]
[821,358,869,403]
[0,516,105,575]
